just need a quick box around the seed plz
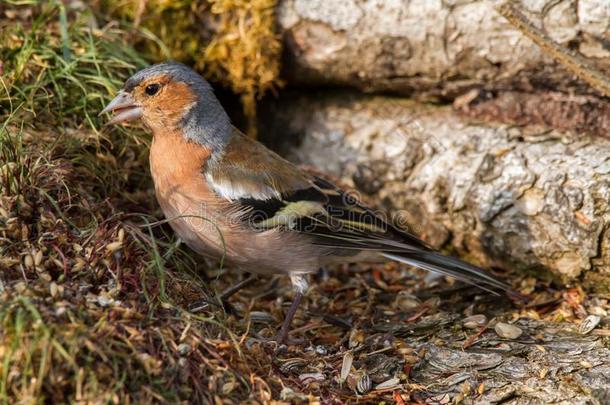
[34,249,43,266]
[340,351,353,383]
[374,376,400,390]
[579,315,601,335]
[49,282,59,298]
[97,296,111,307]
[395,292,420,310]
[280,358,306,374]
[356,373,371,394]
[348,328,365,348]
[14,282,26,293]
[21,224,29,240]
[463,314,487,329]
[24,254,34,269]
[106,241,122,253]
[250,311,275,324]
[222,380,236,395]
[494,322,523,339]
[73,258,85,271]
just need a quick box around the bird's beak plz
[99,91,143,124]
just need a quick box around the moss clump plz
[100,0,283,136]
[204,0,282,135]
[583,272,610,294]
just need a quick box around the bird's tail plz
[381,251,511,295]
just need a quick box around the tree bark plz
[277,0,610,100]
[260,92,610,292]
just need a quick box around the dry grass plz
[0,2,608,404]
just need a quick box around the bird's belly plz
[154,183,224,257]
[153,180,322,275]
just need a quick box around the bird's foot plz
[189,274,258,315]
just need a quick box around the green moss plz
[583,272,610,294]
[99,0,283,136]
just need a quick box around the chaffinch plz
[101,62,510,344]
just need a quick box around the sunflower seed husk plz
[280,358,306,374]
[349,328,365,348]
[49,282,59,298]
[340,351,353,383]
[249,311,275,324]
[106,241,122,253]
[356,373,371,394]
[463,314,487,329]
[494,322,523,339]
[579,315,601,335]
[374,376,401,390]
[299,372,325,384]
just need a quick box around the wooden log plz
[277,0,610,100]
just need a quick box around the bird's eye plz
[145,83,160,96]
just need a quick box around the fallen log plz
[260,92,610,292]
[277,0,610,100]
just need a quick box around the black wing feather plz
[233,176,510,293]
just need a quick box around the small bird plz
[101,62,510,344]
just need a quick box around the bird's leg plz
[220,273,257,300]
[190,274,258,314]
[275,291,304,345]
[216,273,258,314]
[274,274,309,345]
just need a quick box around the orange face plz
[100,73,197,132]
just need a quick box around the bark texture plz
[260,92,610,291]
[455,90,610,140]
[277,0,610,100]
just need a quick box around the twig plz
[463,324,489,349]
[497,1,610,97]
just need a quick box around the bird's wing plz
[205,129,510,293]
[205,129,426,251]
[205,129,313,201]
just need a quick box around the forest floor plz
[0,2,608,404]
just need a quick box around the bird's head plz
[101,62,230,149]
